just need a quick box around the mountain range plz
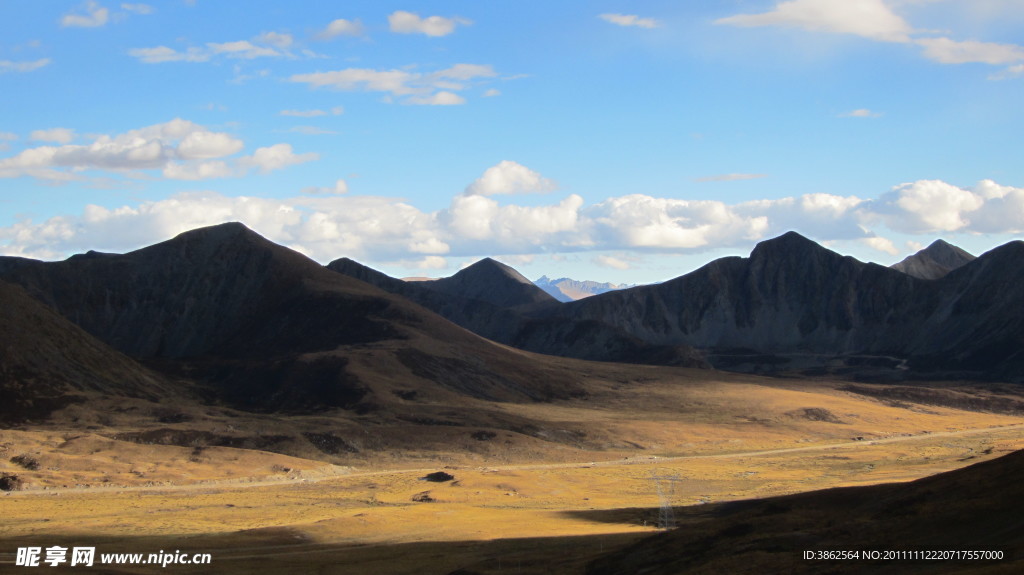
[329,231,1024,381]
[2,223,1022,428]
[533,276,633,302]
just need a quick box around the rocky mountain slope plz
[423,258,558,308]
[0,223,591,415]
[326,257,706,367]
[891,239,975,279]
[553,232,1024,378]
[0,280,173,423]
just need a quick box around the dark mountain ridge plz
[0,223,591,415]
[423,257,557,309]
[0,279,174,422]
[326,257,707,368]
[554,232,1023,378]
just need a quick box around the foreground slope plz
[0,280,174,423]
[587,448,1024,574]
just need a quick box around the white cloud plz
[30,128,76,144]
[176,131,244,159]
[593,255,632,269]
[871,180,985,232]
[840,108,883,118]
[281,109,326,117]
[388,11,470,37]
[0,58,51,73]
[61,1,109,28]
[207,40,280,59]
[483,88,501,97]
[301,179,350,196]
[0,119,310,183]
[598,14,660,29]
[465,160,558,196]
[716,0,912,43]
[695,173,767,182]
[121,3,153,15]
[588,195,768,249]
[4,170,1023,266]
[290,68,416,93]
[404,91,466,106]
[916,37,1024,64]
[128,46,209,63]
[238,143,318,173]
[162,160,232,180]
[989,63,1024,80]
[415,255,448,269]
[256,31,292,49]
[289,64,496,105]
[131,32,297,64]
[862,236,899,255]
[318,18,364,39]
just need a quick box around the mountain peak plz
[892,239,975,280]
[425,257,557,308]
[455,257,534,286]
[750,231,828,262]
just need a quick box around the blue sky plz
[2,1,1023,283]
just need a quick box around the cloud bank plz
[3,159,1021,266]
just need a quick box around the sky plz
[1,0,1023,284]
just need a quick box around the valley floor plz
[1,374,1023,574]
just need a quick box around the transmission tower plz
[651,471,681,529]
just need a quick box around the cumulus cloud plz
[388,11,470,37]
[238,143,318,173]
[916,37,1024,64]
[404,91,466,106]
[0,119,311,183]
[3,169,1022,268]
[256,31,292,49]
[61,1,109,28]
[131,32,295,64]
[862,236,899,255]
[716,0,912,43]
[289,63,496,105]
[162,160,232,181]
[465,160,558,196]
[989,63,1024,80]
[598,14,660,29]
[870,179,985,232]
[30,128,76,144]
[593,254,632,270]
[207,40,280,59]
[128,46,210,63]
[0,58,51,73]
[318,18,364,39]
[483,88,501,97]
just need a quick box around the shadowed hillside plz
[588,449,1024,574]
[0,223,590,416]
[0,280,174,423]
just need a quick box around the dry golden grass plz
[2,372,1022,573]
